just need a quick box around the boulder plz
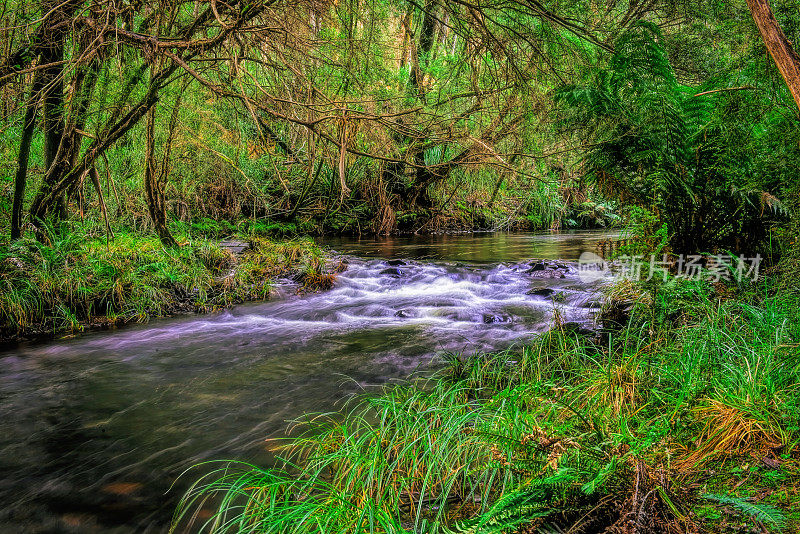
[526,262,547,272]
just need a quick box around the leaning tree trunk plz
[63,40,102,205]
[746,0,800,113]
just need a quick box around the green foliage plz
[0,230,326,340]
[703,493,787,530]
[617,205,670,256]
[561,199,619,229]
[445,474,573,534]
[556,23,791,254]
[189,218,237,238]
[173,277,800,533]
[1,0,798,248]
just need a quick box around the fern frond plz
[446,472,578,534]
[703,493,787,529]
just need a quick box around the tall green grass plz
[172,278,799,533]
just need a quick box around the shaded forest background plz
[0,0,798,254]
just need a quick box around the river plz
[0,230,613,533]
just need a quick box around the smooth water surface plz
[319,230,613,263]
[0,231,613,533]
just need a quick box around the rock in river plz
[380,267,404,276]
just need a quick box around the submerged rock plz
[527,288,555,297]
[483,314,510,324]
[386,259,407,266]
[380,267,404,276]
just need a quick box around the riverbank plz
[174,274,800,534]
[0,231,617,533]
[0,231,335,346]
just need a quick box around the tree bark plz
[745,0,800,113]
[39,39,68,220]
[11,72,43,239]
[144,105,178,247]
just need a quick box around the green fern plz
[555,21,788,255]
[703,493,787,530]
[446,471,577,534]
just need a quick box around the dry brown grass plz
[674,399,784,470]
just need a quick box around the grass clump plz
[172,278,800,533]
[0,229,328,343]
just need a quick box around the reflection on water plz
[0,231,614,533]
[319,230,616,263]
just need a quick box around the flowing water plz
[0,231,614,533]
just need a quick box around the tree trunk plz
[746,0,800,112]
[11,72,43,239]
[30,64,171,223]
[144,105,178,247]
[399,0,440,213]
[399,8,413,70]
[408,0,438,97]
[30,0,84,227]
[39,39,68,221]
